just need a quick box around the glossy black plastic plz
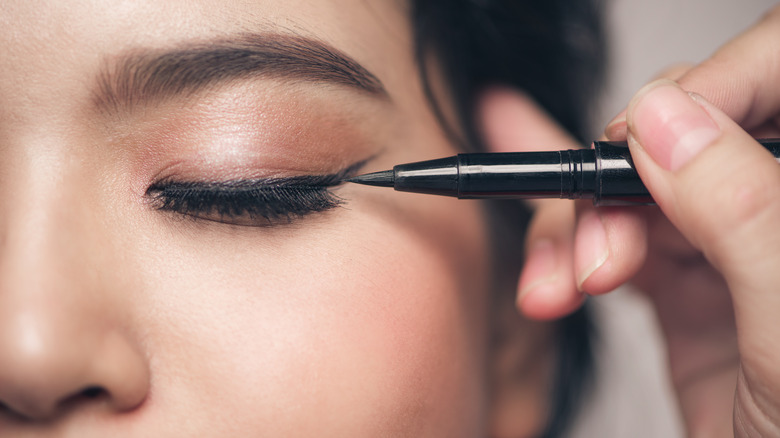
[389,139,780,206]
[393,156,459,196]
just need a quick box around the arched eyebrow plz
[93,33,388,113]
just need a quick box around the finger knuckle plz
[716,168,780,232]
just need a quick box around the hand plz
[622,76,780,438]
[481,5,780,435]
[592,7,780,435]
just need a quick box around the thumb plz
[625,78,780,375]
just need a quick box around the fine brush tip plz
[345,170,394,187]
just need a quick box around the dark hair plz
[410,0,606,436]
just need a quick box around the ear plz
[477,86,580,152]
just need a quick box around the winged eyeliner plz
[146,160,367,226]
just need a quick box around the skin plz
[0,1,567,436]
[16,0,780,436]
[481,4,780,436]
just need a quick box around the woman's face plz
[0,0,501,436]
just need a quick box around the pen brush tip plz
[345,170,394,187]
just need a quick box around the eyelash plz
[146,176,344,227]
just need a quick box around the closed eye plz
[145,161,367,227]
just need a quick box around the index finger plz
[677,4,780,129]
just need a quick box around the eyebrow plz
[93,33,388,113]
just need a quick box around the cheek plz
[130,194,491,436]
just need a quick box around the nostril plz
[0,386,109,421]
[81,386,104,399]
[55,386,108,414]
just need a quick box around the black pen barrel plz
[590,141,652,205]
[456,150,570,199]
[589,139,780,205]
[390,139,780,205]
[454,142,651,204]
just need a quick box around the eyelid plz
[148,181,343,227]
[144,159,370,227]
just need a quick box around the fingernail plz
[605,108,627,140]
[575,209,609,290]
[518,239,558,303]
[627,80,721,171]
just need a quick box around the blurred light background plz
[600,0,777,123]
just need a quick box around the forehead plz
[0,0,411,120]
[0,0,408,48]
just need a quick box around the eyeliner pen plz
[346,140,780,206]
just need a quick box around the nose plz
[0,309,150,420]
[0,174,150,421]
